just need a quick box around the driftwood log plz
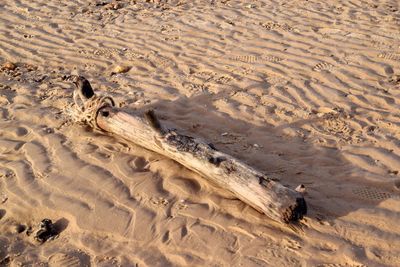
[69,76,307,223]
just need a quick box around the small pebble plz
[221,132,228,136]
[2,62,16,71]
[111,65,131,75]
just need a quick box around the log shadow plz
[53,218,69,234]
[121,93,399,225]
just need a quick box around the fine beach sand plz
[1,0,400,266]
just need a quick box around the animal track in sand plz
[313,62,335,72]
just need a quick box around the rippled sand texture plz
[1,0,400,266]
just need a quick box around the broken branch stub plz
[70,76,307,223]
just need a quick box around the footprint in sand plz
[282,238,302,251]
[49,252,90,267]
[213,75,232,84]
[263,55,284,63]
[352,187,393,201]
[259,21,295,32]
[264,73,289,86]
[316,27,344,36]
[231,91,259,107]
[314,114,355,143]
[22,142,53,178]
[230,55,262,63]
[230,54,284,64]
[313,62,335,72]
[183,82,209,95]
[147,52,176,69]
[378,52,400,61]
[370,39,396,50]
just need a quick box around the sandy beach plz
[1,0,400,266]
